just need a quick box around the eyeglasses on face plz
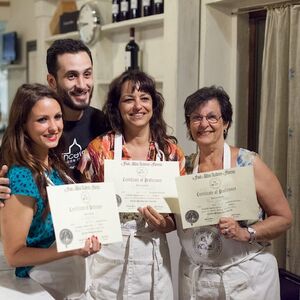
[189,114,222,125]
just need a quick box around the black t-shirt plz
[62,106,109,170]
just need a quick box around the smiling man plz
[46,39,109,171]
[0,39,109,199]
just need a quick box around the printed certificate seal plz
[81,191,91,204]
[59,228,73,248]
[209,177,221,189]
[185,210,199,226]
[136,166,148,177]
[116,194,122,207]
[192,227,222,259]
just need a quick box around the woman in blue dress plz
[0,84,100,298]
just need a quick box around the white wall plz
[5,0,37,61]
[199,0,291,147]
[1,0,37,111]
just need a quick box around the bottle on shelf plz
[112,0,120,23]
[153,0,163,14]
[142,0,153,17]
[125,27,140,71]
[130,0,141,19]
[120,0,130,21]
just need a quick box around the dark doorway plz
[247,10,266,152]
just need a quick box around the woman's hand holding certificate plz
[104,160,180,213]
[47,182,122,252]
[176,166,260,229]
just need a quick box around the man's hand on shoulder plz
[0,165,11,207]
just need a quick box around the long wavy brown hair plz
[0,83,72,215]
[103,70,177,159]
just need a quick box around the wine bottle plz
[142,0,152,17]
[125,27,139,70]
[112,0,120,23]
[130,0,141,19]
[120,0,129,21]
[153,0,163,14]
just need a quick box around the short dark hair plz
[184,85,233,139]
[46,39,93,77]
[103,70,177,158]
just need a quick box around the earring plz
[224,128,228,136]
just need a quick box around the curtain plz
[259,5,300,275]
[286,5,300,276]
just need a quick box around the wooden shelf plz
[44,15,163,43]
[101,14,164,33]
[0,64,26,70]
[45,31,80,43]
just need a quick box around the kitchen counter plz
[0,242,53,299]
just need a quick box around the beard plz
[56,85,93,111]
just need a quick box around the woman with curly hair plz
[78,70,186,299]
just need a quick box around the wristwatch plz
[247,227,256,244]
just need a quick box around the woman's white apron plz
[176,143,280,300]
[87,133,173,299]
[29,175,90,300]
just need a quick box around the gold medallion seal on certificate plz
[47,182,122,252]
[104,160,180,213]
[176,166,260,229]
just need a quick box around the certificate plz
[176,166,260,228]
[104,160,180,213]
[47,182,122,252]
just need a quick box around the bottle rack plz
[101,14,164,33]
[94,12,165,108]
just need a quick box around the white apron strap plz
[45,174,55,186]
[114,132,163,299]
[193,143,231,173]
[223,143,231,170]
[114,133,123,161]
[154,142,165,161]
[45,172,74,186]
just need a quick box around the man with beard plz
[46,39,109,171]
[0,39,109,198]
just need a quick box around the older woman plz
[78,70,185,299]
[176,86,292,300]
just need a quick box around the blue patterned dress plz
[8,165,64,277]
